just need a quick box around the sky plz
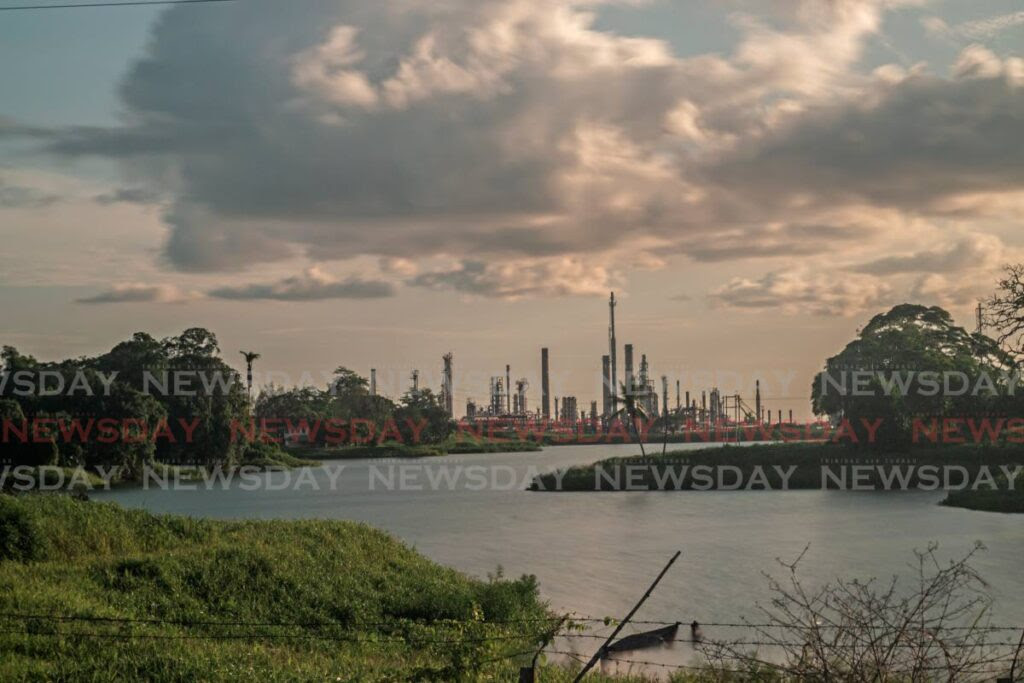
[1,0,1023,418]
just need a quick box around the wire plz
[0,0,234,11]
[0,611,566,629]
[0,627,543,645]
[1,611,1020,633]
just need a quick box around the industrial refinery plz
[389,292,795,438]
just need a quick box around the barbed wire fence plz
[2,545,1023,680]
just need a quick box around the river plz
[93,443,1024,672]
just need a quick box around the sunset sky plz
[2,0,1022,417]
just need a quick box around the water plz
[94,443,1024,671]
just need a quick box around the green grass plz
[530,442,1024,493]
[287,435,541,460]
[0,494,551,681]
[942,469,1024,513]
[443,434,542,455]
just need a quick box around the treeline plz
[0,328,453,479]
[1,329,247,476]
[811,303,1024,449]
[253,369,454,447]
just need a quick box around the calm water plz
[94,443,1023,670]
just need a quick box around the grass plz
[0,494,552,681]
[942,468,1024,512]
[287,434,541,460]
[529,442,1024,493]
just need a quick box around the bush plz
[0,496,39,562]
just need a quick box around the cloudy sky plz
[1,0,1022,416]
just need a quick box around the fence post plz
[572,551,681,682]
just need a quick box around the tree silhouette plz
[239,351,261,401]
[610,382,648,457]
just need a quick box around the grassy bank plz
[0,495,551,681]
[288,435,541,460]
[942,468,1024,513]
[529,442,1024,493]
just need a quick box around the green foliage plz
[2,328,249,477]
[812,304,1019,449]
[394,388,455,445]
[0,496,550,681]
[0,496,39,562]
[531,442,1024,492]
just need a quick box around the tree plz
[987,264,1024,359]
[163,327,220,359]
[239,351,261,401]
[611,382,648,457]
[394,388,453,445]
[812,304,1017,449]
[700,544,1005,681]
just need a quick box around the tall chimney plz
[370,368,377,396]
[624,344,634,396]
[601,354,611,418]
[755,379,761,425]
[608,292,617,411]
[661,375,669,421]
[442,353,453,417]
[541,348,550,419]
[506,364,511,415]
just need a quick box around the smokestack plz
[789,409,793,423]
[676,380,680,411]
[624,344,634,395]
[601,354,611,418]
[541,348,550,419]
[661,375,668,421]
[755,379,761,425]
[608,292,617,411]
[370,368,377,396]
[506,364,511,415]
[442,353,453,417]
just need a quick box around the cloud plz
[76,283,200,304]
[704,52,1024,217]
[408,257,613,299]
[21,0,1020,295]
[94,187,163,205]
[853,234,1008,275]
[709,268,893,317]
[909,273,984,308]
[0,177,59,209]
[208,266,395,300]
[924,11,1024,41]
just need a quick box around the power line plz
[0,0,234,11]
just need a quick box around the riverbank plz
[0,494,552,681]
[942,468,1024,513]
[529,443,1024,496]
[288,435,541,460]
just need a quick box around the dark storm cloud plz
[705,69,1024,212]
[27,0,1024,299]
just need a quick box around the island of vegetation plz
[531,303,1024,512]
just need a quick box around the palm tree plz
[239,351,261,401]
[610,382,648,457]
